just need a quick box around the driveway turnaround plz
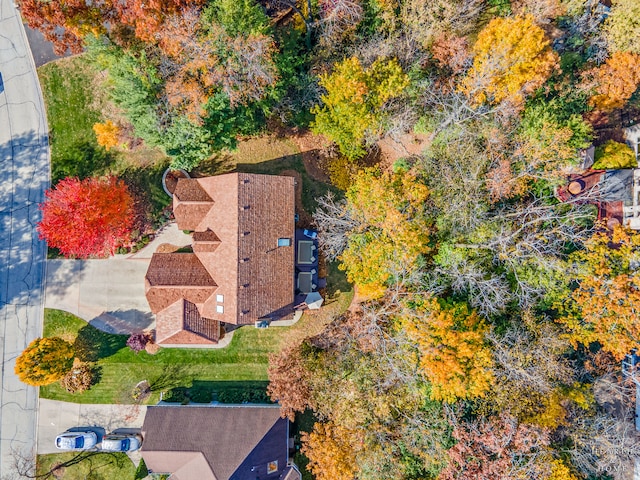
[0,0,49,475]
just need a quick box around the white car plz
[101,434,142,452]
[55,431,98,451]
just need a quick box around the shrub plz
[59,362,98,393]
[134,458,149,480]
[127,332,150,353]
[593,140,637,169]
[93,121,120,151]
[217,388,272,404]
[188,386,212,403]
[163,387,189,404]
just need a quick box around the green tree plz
[312,57,409,160]
[203,0,270,36]
[15,337,75,386]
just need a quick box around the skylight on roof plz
[216,305,224,313]
[278,238,291,247]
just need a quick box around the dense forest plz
[20,0,640,478]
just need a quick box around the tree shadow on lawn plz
[51,141,116,185]
[74,324,127,362]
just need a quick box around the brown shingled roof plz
[141,405,288,480]
[174,178,213,202]
[146,253,217,287]
[145,173,295,345]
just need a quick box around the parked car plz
[101,433,142,452]
[55,431,98,450]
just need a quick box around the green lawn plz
[38,58,112,184]
[41,282,352,404]
[37,452,135,480]
[38,56,172,235]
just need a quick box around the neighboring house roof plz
[145,173,296,345]
[141,405,289,480]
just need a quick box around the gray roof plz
[141,405,288,480]
[600,169,634,203]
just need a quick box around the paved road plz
[0,0,49,476]
[22,25,68,68]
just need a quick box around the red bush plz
[38,176,134,258]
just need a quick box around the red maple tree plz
[18,0,205,54]
[38,176,135,258]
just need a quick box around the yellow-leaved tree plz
[402,298,494,403]
[558,225,640,360]
[605,0,640,55]
[338,168,432,298]
[463,15,558,105]
[312,56,409,160]
[301,421,359,480]
[15,337,75,386]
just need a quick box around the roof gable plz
[146,253,216,287]
[154,299,220,345]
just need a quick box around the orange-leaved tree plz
[402,298,494,403]
[15,337,75,386]
[267,342,314,421]
[463,15,558,106]
[157,8,278,123]
[38,176,135,258]
[18,0,205,54]
[586,51,640,111]
[93,121,121,151]
[558,225,640,360]
[301,421,360,480]
[337,168,432,298]
[439,413,552,480]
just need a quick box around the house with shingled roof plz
[145,172,296,346]
[140,405,300,480]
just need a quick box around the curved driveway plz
[0,0,49,476]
